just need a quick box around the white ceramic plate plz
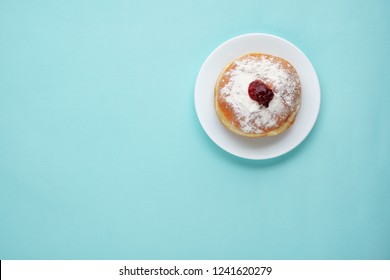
[194,33,321,160]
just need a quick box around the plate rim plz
[194,33,321,160]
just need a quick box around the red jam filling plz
[248,80,274,108]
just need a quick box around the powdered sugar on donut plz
[220,54,299,134]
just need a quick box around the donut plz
[214,53,302,137]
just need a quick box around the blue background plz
[1,0,389,259]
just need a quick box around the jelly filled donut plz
[214,53,302,137]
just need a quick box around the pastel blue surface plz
[1,0,389,260]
